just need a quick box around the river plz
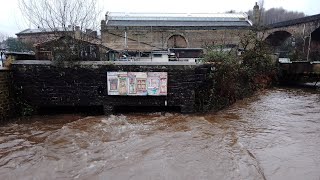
[0,88,319,180]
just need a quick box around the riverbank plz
[1,88,319,179]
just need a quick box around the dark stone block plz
[10,62,216,114]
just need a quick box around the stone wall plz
[264,20,320,40]
[11,61,214,114]
[278,62,320,84]
[101,28,249,51]
[0,68,12,121]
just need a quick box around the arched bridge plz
[263,14,320,62]
[262,14,320,84]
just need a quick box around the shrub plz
[200,31,277,111]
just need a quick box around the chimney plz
[85,29,97,38]
[101,20,106,30]
[86,29,93,34]
[253,2,260,25]
[92,31,98,38]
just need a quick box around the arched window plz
[167,35,188,48]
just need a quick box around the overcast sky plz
[0,0,319,37]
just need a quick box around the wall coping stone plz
[12,60,52,65]
[12,60,202,66]
[0,67,10,71]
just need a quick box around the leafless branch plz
[18,0,103,62]
[18,0,101,36]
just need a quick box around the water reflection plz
[0,88,319,180]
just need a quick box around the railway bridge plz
[263,14,320,62]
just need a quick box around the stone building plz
[16,27,118,61]
[34,35,116,61]
[101,12,252,53]
[16,26,99,45]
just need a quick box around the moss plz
[13,85,36,117]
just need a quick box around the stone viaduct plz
[101,11,320,52]
[263,14,320,58]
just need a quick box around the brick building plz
[16,26,99,45]
[101,12,252,53]
[16,27,118,61]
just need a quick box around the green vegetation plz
[13,85,35,116]
[5,38,33,52]
[197,31,278,111]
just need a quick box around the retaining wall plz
[0,68,12,121]
[11,61,214,114]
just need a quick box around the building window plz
[167,35,188,48]
[153,54,162,57]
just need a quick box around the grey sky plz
[0,0,319,37]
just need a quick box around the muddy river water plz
[0,88,320,180]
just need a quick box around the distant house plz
[34,36,118,61]
[16,26,98,45]
[16,26,119,61]
[2,51,35,67]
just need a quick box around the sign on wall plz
[107,72,167,96]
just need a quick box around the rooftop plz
[12,60,200,66]
[16,27,74,35]
[107,12,249,21]
[105,12,252,27]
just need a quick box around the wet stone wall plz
[0,68,12,121]
[11,61,214,114]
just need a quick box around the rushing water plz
[0,88,320,180]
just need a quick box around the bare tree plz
[248,6,305,26]
[18,0,102,62]
[262,8,305,25]
[0,32,8,43]
[19,0,100,35]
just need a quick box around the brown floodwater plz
[0,88,320,180]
